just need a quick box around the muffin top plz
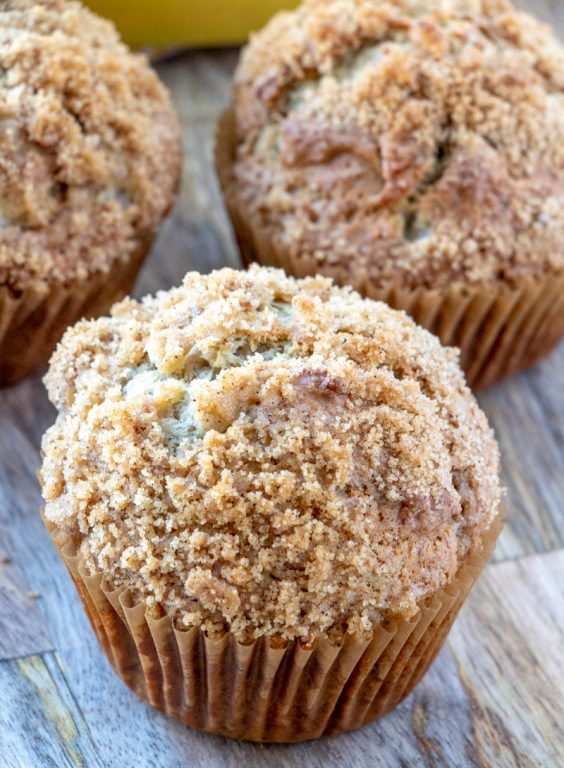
[41,266,501,642]
[227,0,564,290]
[0,0,181,294]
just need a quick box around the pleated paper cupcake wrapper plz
[215,110,564,391]
[57,513,502,743]
[0,242,149,386]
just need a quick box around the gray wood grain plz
[448,550,564,768]
[0,652,103,768]
[0,524,53,661]
[479,351,564,563]
[136,49,239,301]
[0,3,563,765]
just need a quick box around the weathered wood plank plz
[0,380,76,617]
[0,523,53,661]
[448,550,564,768]
[0,652,103,768]
[478,347,564,563]
[136,49,240,301]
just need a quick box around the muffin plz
[216,0,564,390]
[0,0,181,385]
[40,265,503,742]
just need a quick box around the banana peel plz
[86,0,299,48]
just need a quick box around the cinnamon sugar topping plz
[41,266,501,641]
[0,0,181,292]
[227,0,564,289]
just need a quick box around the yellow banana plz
[86,1,299,48]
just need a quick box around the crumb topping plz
[41,266,501,641]
[227,0,564,289]
[0,0,181,293]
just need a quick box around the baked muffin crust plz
[0,0,181,293]
[41,266,501,641]
[227,0,564,289]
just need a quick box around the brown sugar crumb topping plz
[227,0,564,289]
[0,0,181,293]
[41,266,501,641]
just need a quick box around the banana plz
[87,0,299,47]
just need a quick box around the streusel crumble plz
[0,0,180,293]
[223,0,564,289]
[41,266,501,641]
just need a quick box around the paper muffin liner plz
[53,512,502,743]
[215,110,564,391]
[0,242,149,386]
[362,275,564,390]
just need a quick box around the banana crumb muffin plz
[217,0,564,388]
[0,0,181,383]
[41,266,502,643]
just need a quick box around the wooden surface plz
[1,8,564,766]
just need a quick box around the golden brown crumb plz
[41,266,501,641]
[0,0,181,293]
[225,0,564,289]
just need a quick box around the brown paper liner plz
[55,512,502,743]
[0,242,149,386]
[215,110,564,391]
